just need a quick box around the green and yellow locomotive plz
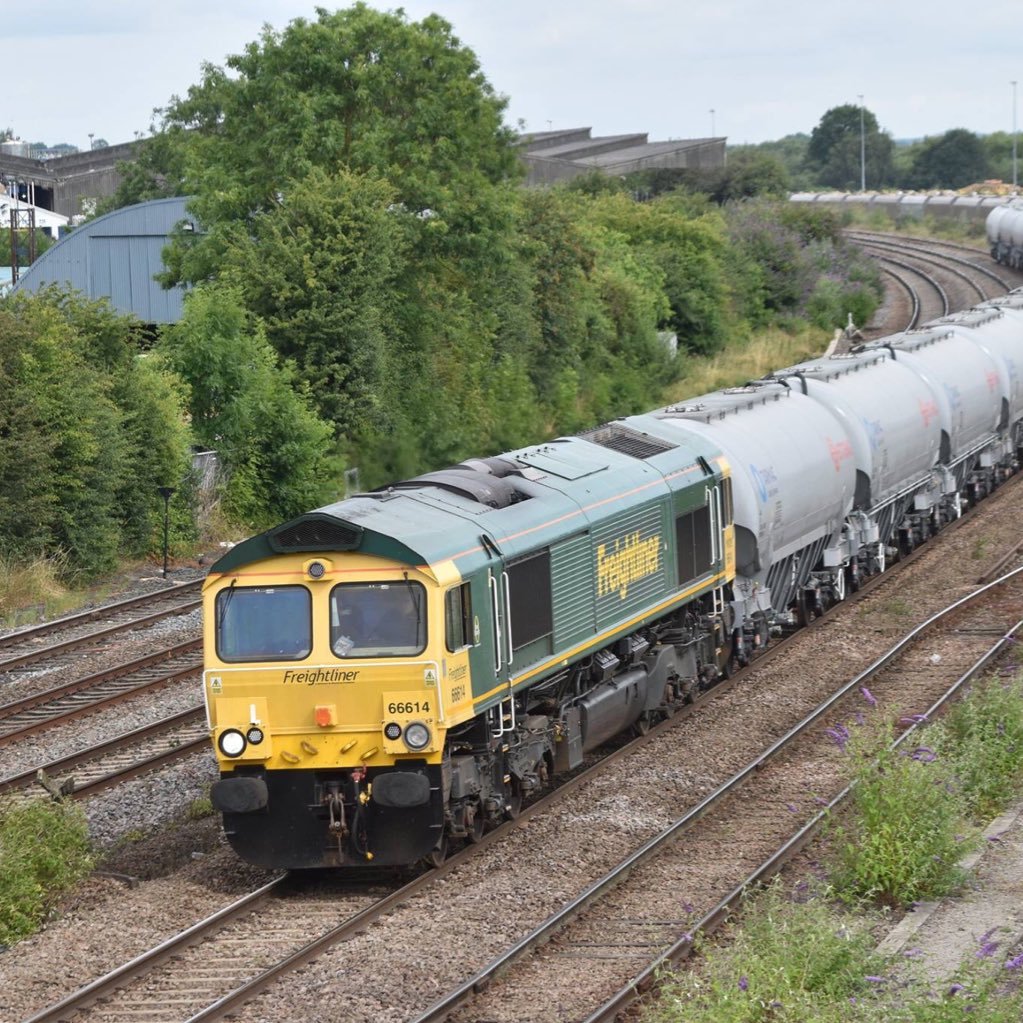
[203,419,735,868]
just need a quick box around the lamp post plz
[710,108,716,137]
[1013,80,1018,189]
[157,487,176,579]
[858,95,866,192]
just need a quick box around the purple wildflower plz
[903,948,923,959]
[865,975,885,983]
[814,795,829,806]
[1005,954,1023,970]
[786,802,799,813]
[825,722,851,749]
[948,983,965,996]
[911,746,937,762]
[738,976,748,992]
[681,902,694,914]
[860,686,877,707]
[977,941,1000,959]
[900,713,928,724]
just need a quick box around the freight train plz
[202,288,1023,870]
[987,198,1023,269]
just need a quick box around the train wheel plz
[504,778,523,820]
[796,590,814,627]
[466,801,485,844]
[423,832,448,868]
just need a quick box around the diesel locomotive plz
[203,287,1023,870]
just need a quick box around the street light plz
[710,108,716,137]
[858,95,866,192]
[157,486,176,579]
[1012,80,1018,189]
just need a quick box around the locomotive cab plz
[204,544,462,869]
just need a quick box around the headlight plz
[218,728,247,758]
[384,721,402,741]
[246,726,265,745]
[403,721,431,751]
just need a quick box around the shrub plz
[0,798,94,945]
[830,735,977,906]
[934,674,1023,819]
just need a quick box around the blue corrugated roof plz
[12,196,195,323]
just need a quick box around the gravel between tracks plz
[1,496,1023,1022]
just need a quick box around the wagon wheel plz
[423,831,448,869]
[504,777,523,820]
[832,567,846,605]
[466,800,485,844]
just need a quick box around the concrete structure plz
[0,142,138,219]
[13,196,193,324]
[519,128,726,186]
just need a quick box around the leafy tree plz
[904,128,989,189]
[158,284,338,527]
[981,131,1020,187]
[0,229,54,266]
[0,289,192,576]
[148,4,519,283]
[214,167,405,440]
[806,105,893,190]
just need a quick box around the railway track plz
[0,708,207,802]
[19,474,1023,1023]
[0,638,201,746]
[843,229,1019,338]
[0,579,202,674]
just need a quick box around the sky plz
[7,1,1021,152]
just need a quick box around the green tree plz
[215,167,405,440]
[806,104,893,190]
[158,284,338,528]
[905,128,989,189]
[0,289,192,576]
[149,4,519,283]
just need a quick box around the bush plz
[0,798,94,945]
[934,674,1023,819]
[651,885,886,1022]
[830,736,977,907]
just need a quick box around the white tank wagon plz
[650,383,857,649]
[768,349,943,581]
[878,320,1013,509]
[986,199,1023,269]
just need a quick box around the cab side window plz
[445,583,473,651]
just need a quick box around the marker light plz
[246,726,265,745]
[403,722,431,751]
[308,560,326,579]
[384,721,402,741]
[218,729,247,758]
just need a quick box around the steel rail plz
[410,564,1023,1023]
[0,578,202,647]
[845,230,1016,293]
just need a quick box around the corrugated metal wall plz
[13,196,193,323]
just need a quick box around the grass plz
[0,796,94,946]
[667,324,829,404]
[644,671,1023,1022]
[649,885,1023,1023]
[0,551,71,628]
